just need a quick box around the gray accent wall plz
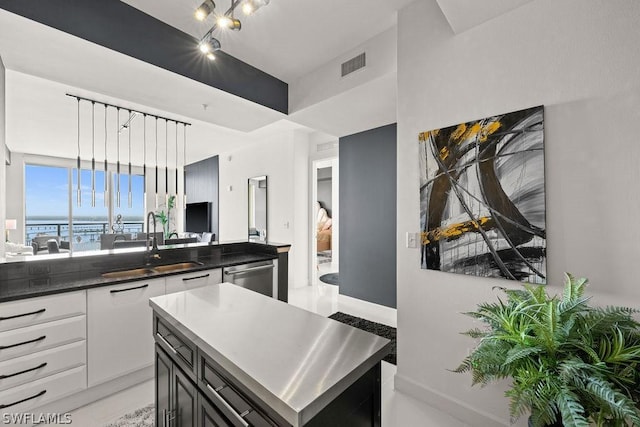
[339,123,397,308]
[185,156,219,239]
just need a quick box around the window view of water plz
[25,164,145,252]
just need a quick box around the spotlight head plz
[242,2,254,15]
[217,15,232,28]
[195,0,215,21]
[198,40,211,53]
[198,36,221,55]
[206,52,216,61]
[229,18,242,31]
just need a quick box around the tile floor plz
[68,283,467,427]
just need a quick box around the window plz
[25,164,70,244]
[25,163,146,252]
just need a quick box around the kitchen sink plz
[101,267,155,279]
[151,262,203,273]
[101,262,203,279]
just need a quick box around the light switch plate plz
[406,232,418,248]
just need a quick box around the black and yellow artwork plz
[419,106,546,283]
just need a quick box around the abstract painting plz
[419,106,546,283]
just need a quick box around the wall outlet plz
[406,232,418,248]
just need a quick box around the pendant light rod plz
[66,94,191,127]
[143,114,147,202]
[91,101,96,207]
[165,120,169,195]
[116,107,121,208]
[104,104,109,207]
[183,124,188,209]
[155,117,159,208]
[128,109,133,208]
[175,122,178,199]
[76,97,81,207]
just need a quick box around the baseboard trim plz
[30,365,154,416]
[337,293,397,327]
[394,373,509,427]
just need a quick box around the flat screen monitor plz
[185,202,211,233]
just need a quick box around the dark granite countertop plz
[0,241,289,303]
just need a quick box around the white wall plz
[0,56,6,258]
[218,131,310,287]
[396,0,640,425]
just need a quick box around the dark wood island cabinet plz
[150,283,391,427]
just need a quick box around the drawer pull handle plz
[205,383,250,427]
[110,284,149,294]
[0,362,48,380]
[182,273,210,282]
[0,335,46,351]
[224,264,274,275]
[0,308,46,322]
[156,333,178,355]
[0,389,46,410]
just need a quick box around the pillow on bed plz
[321,218,332,231]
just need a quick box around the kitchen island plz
[150,283,391,427]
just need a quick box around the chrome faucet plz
[145,211,160,264]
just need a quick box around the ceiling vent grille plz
[341,52,366,77]
[317,141,338,152]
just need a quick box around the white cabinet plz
[87,278,166,387]
[0,291,86,413]
[164,268,222,295]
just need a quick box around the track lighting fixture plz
[195,0,216,21]
[242,0,269,15]
[66,94,190,213]
[195,0,268,57]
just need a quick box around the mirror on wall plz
[248,176,267,241]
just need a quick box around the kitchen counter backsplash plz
[0,241,289,303]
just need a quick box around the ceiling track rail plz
[65,93,191,127]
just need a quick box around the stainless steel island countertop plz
[149,283,391,426]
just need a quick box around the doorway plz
[311,158,338,285]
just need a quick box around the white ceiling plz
[0,0,539,163]
[435,0,535,34]
[121,0,415,83]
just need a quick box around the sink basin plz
[152,262,203,273]
[101,268,155,279]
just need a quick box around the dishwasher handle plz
[224,264,274,276]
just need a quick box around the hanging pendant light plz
[116,107,121,208]
[143,114,147,206]
[91,101,96,207]
[183,124,188,210]
[128,110,133,208]
[165,119,169,207]
[155,117,159,209]
[175,122,179,204]
[76,97,82,207]
[104,105,109,207]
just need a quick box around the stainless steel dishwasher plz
[223,260,274,297]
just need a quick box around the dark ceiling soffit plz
[0,0,288,114]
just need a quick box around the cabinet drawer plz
[200,355,277,427]
[0,291,86,333]
[87,278,165,387]
[0,341,86,391]
[0,365,86,414]
[165,268,222,295]
[0,316,85,362]
[155,316,196,376]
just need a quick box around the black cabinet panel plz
[175,366,198,427]
[199,394,234,427]
[156,345,172,427]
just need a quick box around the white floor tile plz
[67,284,465,427]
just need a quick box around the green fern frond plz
[586,378,640,424]
[556,387,589,427]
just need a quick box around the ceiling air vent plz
[341,52,366,77]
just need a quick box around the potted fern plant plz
[455,274,640,426]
